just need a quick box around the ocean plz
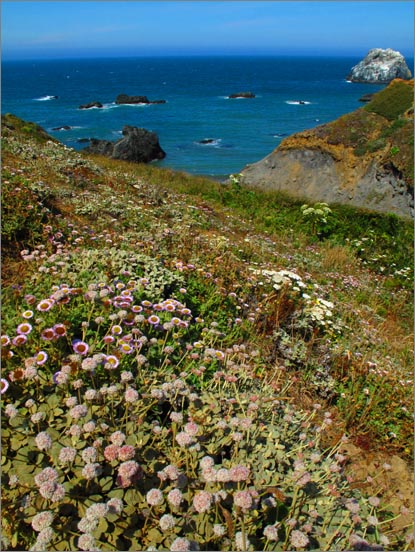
[1,55,401,180]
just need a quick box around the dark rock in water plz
[83,125,166,163]
[50,95,58,99]
[77,138,91,143]
[52,125,71,131]
[359,93,376,102]
[199,138,215,144]
[115,94,166,105]
[347,48,412,83]
[86,139,115,157]
[79,101,103,109]
[228,92,255,99]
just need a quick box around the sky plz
[1,1,414,60]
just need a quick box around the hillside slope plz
[240,79,414,218]
[1,113,413,551]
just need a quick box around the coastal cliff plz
[239,79,414,218]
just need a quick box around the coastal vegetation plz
[1,114,413,551]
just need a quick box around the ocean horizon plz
[2,55,412,180]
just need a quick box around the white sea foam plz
[34,95,58,101]
[285,100,311,105]
[196,138,222,147]
[101,103,119,110]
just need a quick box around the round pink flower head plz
[170,537,191,552]
[193,490,212,513]
[35,431,53,451]
[290,530,310,549]
[167,489,183,508]
[233,490,253,511]
[146,488,164,506]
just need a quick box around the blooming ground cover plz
[1,116,413,550]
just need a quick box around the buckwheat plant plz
[0,198,403,551]
[2,261,395,550]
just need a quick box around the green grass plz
[364,80,414,121]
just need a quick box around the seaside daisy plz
[22,309,34,319]
[36,299,54,312]
[16,322,33,335]
[41,328,56,340]
[1,335,11,346]
[1,378,9,394]
[72,340,89,355]
[148,314,160,325]
[104,355,119,369]
[53,323,67,337]
[12,335,27,346]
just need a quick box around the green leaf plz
[99,476,113,492]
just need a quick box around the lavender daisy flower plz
[16,322,33,335]
[1,378,9,394]
[36,299,54,312]
[72,340,89,355]
[104,355,120,370]
[12,335,27,346]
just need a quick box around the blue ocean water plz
[1,56,402,180]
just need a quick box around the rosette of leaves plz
[2,359,391,551]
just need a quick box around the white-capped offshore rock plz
[347,48,412,83]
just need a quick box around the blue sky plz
[2,1,414,60]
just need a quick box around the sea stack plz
[84,125,166,164]
[347,48,412,83]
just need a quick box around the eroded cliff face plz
[240,80,414,218]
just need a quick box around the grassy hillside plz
[1,115,413,551]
